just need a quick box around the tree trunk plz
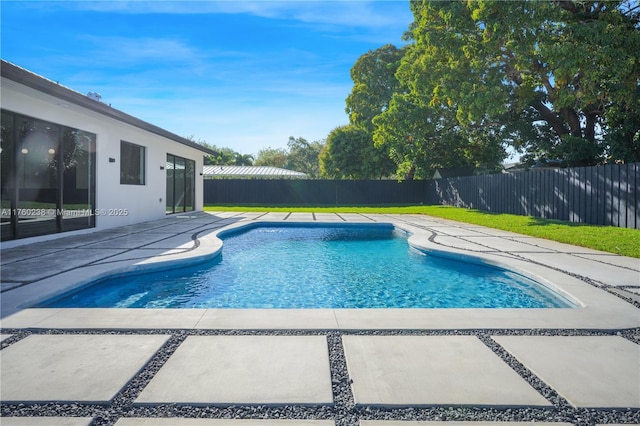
[531,99,569,137]
[584,111,598,142]
[561,107,583,138]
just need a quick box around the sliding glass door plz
[166,153,195,214]
[0,110,96,241]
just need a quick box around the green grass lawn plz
[204,205,640,258]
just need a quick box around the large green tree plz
[344,36,506,179]
[373,92,505,179]
[233,153,254,166]
[188,137,241,166]
[254,147,289,168]
[286,136,324,178]
[346,44,406,133]
[335,44,407,178]
[320,125,395,179]
[252,138,325,177]
[401,0,640,166]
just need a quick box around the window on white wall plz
[120,141,146,185]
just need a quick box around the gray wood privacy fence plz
[431,162,639,229]
[203,162,639,229]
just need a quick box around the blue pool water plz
[40,224,572,309]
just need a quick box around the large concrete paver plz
[0,308,62,328]
[513,252,640,287]
[0,248,65,264]
[90,248,190,264]
[0,248,125,282]
[425,226,498,237]
[256,212,290,221]
[493,335,640,408]
[333,213,375,222]
[428,235,497,252]
[577,253,640,270]
[0,308,206,329]
[342,335,551,407]
[461,236,553,253]
[135,335,333,405]
[204,212,242,219]
[608,287,640,304]
[0,334,169,403]
[0,282,22,291]
[11,230,129,249]
[81,232,179,249]
[141,233,197,249]
[137,224,209,234]
[195,309,339,329]
[313,213,345,222]
[507,237,627,255]
[452,225,528,237]
[286,213,314,221]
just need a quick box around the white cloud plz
[77,35,204,65]
[36,0,412,32]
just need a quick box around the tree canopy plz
[400,0,640,167]
[188,138,245,166]
[346,44,406,133]
[340,0,639,179]
[254,147,289,168]
[253,137,325,178]
[286,136,324,178]
[320,125,395,179]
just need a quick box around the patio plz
[1,211,639,425]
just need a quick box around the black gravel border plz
[2,327,640,426]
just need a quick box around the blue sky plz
[1,1,413,155]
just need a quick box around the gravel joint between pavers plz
[1,327,639,426]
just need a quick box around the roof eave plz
[1,60,215,156]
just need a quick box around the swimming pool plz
[39,223,572,309]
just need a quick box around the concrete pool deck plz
[1,211,639,425]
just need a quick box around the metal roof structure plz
[203,165,306,178]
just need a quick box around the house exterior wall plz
[1,76,205,241]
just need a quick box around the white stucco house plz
[1,60,214,245]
